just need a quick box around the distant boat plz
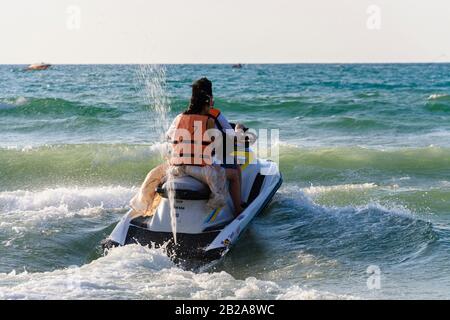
[232,63,243,69]
[25,62,51,71]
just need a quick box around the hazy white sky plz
[0,0,449,63]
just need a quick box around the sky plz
[0,0,449,64]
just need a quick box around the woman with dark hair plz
[130,80,239,216]
[198,78,244,212]
[167,78,244,215]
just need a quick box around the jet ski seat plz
[156,175,211,200]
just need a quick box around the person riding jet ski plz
[169,78,244,214]
[104,82,282,260]
[131,78,244,216]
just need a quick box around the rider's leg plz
[226,168,243,216]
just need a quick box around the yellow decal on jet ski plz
[205,208,221,223]
[231,150,255,170]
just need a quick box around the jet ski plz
[102,147,282,262]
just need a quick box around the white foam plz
[0,186,136,234]
[439,180,450,187]
[0,245,354,300]
[276,286,353,300]
[2,144,37,151]
[0,97,27,110]
[0,186,135,213]
[303,183,377,196]
[14,97,28,106]
[428,93,449,100]
[278,184,415,221]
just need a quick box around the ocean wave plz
[425,93,450,113]
[279,183,417,219]
[427,94,450,101]
[271,185,437,264]
[310,116,387,130]
[215,97,371,119]
[0,97,126,117]
[355,92,381,99]
[2,143,450,190]
[302,183,378,196]
[0,186,135,213]
[296,179,450,216]
[0,245,355,300]
[0,144,165,190]
[0,186,134,240]
[279,145,450,182]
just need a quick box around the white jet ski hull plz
[103,157,282,261]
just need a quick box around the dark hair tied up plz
[184,78,212,114]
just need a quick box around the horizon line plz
[2,61,450,65]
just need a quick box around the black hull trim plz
[256,174,283,218]
[225,175,283,251]
[101,175,283,263]
[124,226,224,260]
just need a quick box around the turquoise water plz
[1,64,450,299]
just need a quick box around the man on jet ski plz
[130,78,244,216]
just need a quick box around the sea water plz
[1,64,450,299]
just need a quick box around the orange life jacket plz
[209,108,221,119]
[170,114,213,166]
